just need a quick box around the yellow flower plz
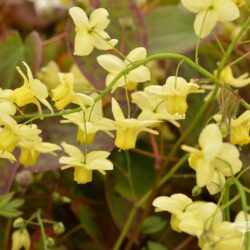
[11,228,30,250]
[38,61,61,90]
[153,195,223,237]
[153,194,193,232]
[17,124,61,166]
[13,62,53,114]
[131,90,182,126]
[230,111,250,146]
[69,7,118,56]
[97,47,150,92]
[0,88,16,115]
[181,0,240,38]
[182,124,242,194]
[51,73,94,110]
[0,112,19,152]
[59,142,113,184]
[145,76,202,115]
[199,212,247,250]
[61,97,114,144]
[220,66,250,88]
[112,98,159,150]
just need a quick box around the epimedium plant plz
[0,0,250,249]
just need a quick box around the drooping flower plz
[97,47,150,92]
[112,98,159,150]
[131,90,182,126]
[61,96,114,144]
[220,66,250,88]
[181,0,240,38]
[230,111,250,146]
[145,76,203,115]
[0,88,16,115]
[11,228,30,250]
[69,7,118,56]
[182,124,242,194]
[59,142,113,184]
[12,62,53,114]
[17,124,61,166]
[51,73,93,110]
[153,194,193,232]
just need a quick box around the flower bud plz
[192,185,202,197]
[53,222,65,235]
[13,217,25,228]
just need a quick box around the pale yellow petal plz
[89,8,110,30]
[181,0,211,13]
[196,159,214,187]
[74,33,94,56]
[199,124,222,161]
[97,54,124,73]
[61,142,83,160]
[194,10,218,38]
[126,47,147,62]
[128,66,151,83]
[111,98,125,120]
[69,7,88,28]
[216,0,240,22]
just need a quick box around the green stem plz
[236,165,250,179]
[125,151,136,200]
[37,210,47,250]
[83,113,88,164]
[14,50,250,122]
[222,185,230,221]
[13,53,219,123]
[220,194,240,210]
[112,154,188,250]
[174,59,184,88]
[217,16,250,76]
[234,179,250,250]
[3,219,12,250]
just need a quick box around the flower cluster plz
[3,4,250,250]
[153,193,248,250]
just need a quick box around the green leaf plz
[0,31,24,88]
[112,150,155,200]
[0,30,42,89]
[105,176,132,229]
[0,192,24,218]
[78,205,101,239]
[146,241,168,250]
[145,5,197,54]
[23,31,43,75]
[141,216,167,234]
